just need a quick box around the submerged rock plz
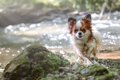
[1,44,69,80]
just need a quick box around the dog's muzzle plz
[78,32,82,37]
[76,31,84,39]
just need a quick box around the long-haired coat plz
[68,14,101,65]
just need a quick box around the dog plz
[68,17,92,65]
[68,14,101,65]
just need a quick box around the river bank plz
[0,6,73,27]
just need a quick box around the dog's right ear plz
[68,17,76,34]
[68,17,76,22]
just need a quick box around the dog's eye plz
[80,28,86,33]
[74,29,78,33]
[82,19,89,23]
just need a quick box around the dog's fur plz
[68,17,101,65]
[80,18,97,58]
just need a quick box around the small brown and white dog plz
[68,14,101,65]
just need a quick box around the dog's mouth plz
[78,35,82,38]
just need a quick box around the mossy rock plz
[39,64,116,80]
[80,65,109,76]
[96,59,120,69]
[79,64,117,80]
[1,44,69,80]
[95,72,115,80]
[96,59,120,75]
[1,44,119,80]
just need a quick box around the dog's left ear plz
[80,22,86,33]
[82,13,91,22]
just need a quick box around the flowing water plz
[0,12,120,68]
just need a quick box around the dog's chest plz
[83,30,96,48]
[72,37,84,49]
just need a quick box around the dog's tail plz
[92,28,102,48]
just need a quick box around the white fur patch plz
[92,27,102,47]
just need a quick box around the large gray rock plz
[1,44,69,80]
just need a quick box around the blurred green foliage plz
[0,0,120,12]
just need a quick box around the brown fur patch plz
[80,18,97,58]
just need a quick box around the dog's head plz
[68,17,84,39]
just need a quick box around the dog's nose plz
[78,32,83,38]
[78,32,82,36]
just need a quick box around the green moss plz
[31,65,44,79]
[41,77,64,80]
[48,53,69,70]
[80,65,108,76]
[95,73,115,80]
[96,59,120,75]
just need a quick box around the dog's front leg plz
[73,46,84,62]
[74,46,92,66]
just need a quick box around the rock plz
[1,44,69,80]
[95,73,115,80]
[40,63,117,80]
[80,64,116,80]
[1,44,119,80]
[80,65,109,76]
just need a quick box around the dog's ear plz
[81,19,91,30]
[80,22,86,33]
[69,22,76,34]
[68,17,77,34]
[68,17,76,26]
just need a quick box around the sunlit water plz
[4,13,120,50]
[0,12,120,68]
